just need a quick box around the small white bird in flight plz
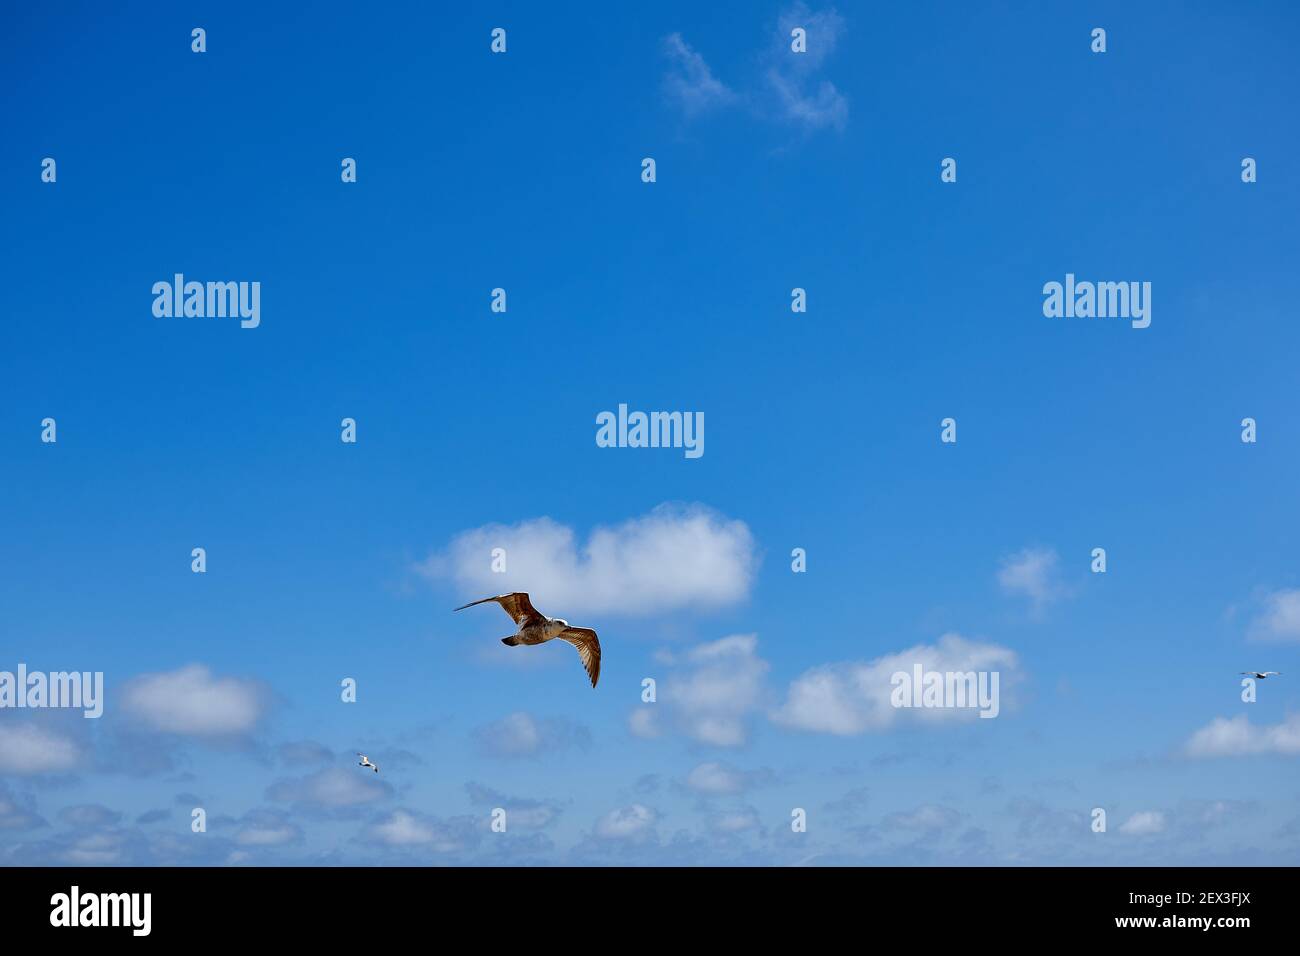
[1241,671,1282,679]
[357,753,379,773]
[454,592,601,688]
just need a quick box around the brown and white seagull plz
[454,592,601,688]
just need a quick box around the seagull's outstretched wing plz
[454,593,546,627]
[560,627,601,688]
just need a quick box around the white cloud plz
[1119,811,1166,836]
[660,635,769,747]
[1248,588,1300,642]
[662,33,735,116]
[997,547,1064,607]
[370,810,435,847]
[120,664,268,737]
[423,504,756,617]
[472,712,590,759]
[595,804,657,839]
[1184,713,1300,758]
[764,4,848,131]
[766,71,848,130]
[771,634,1019,735]
[266,767,392,808]
[0,722,81,775]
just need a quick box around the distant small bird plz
[1240,671,1282,679]
[454,592,601,688]
[357,753,379,772]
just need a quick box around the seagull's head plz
[556,619,569,628]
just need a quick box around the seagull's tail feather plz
[501,636,521,646]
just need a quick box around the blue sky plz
[1,0,1298,865]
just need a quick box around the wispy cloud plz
[1247,588,1300,642]
[276,740,335,768]
[662,33,736,116]
[0,784,47,831]
[465,782,562,829]
[764,4,848,131]
[472,711,591,759]
[997,547,1066,609]
[660,4,848,133]
[883,804,963,834]
[58,804,121,828]
[266,766,393,809]
[683,761,774,795]
[1118,810,1166,836]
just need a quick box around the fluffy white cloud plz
[997,547,1064,607]
[595,804,657,839]
[660,635,769,747]
[1248,588,1300,642]
[0,722,81,775]
[1184,713,1300,758]
[120,664,268,737]
[1119,811,1166,836]
[472,712,590,759]
[422,504,756,617]
[662,33,735,116]
[771,634,1019,735]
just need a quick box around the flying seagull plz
[454,592,601,688]
[1240,671,1282,679]
[357,753,379,773]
